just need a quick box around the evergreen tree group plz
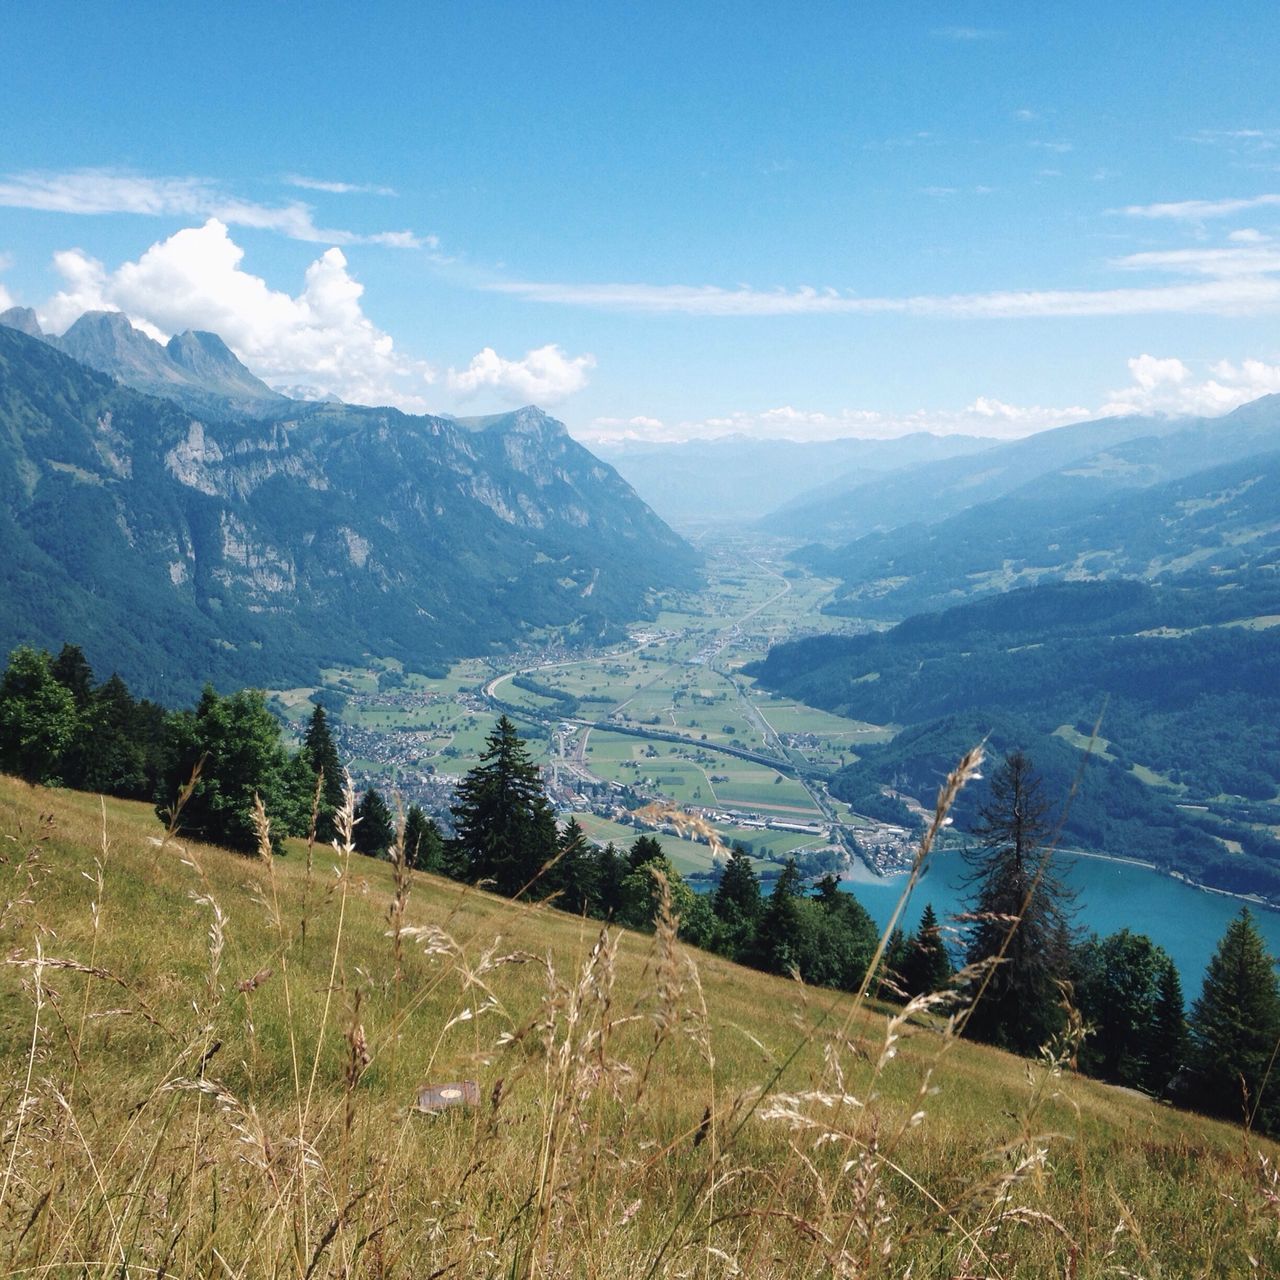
[0,644,167,797]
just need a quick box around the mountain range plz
[596,432,996,528]
[0,314,699,701]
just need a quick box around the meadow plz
[1,774,1277,1277]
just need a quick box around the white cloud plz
[1117,193,1280,220]
[489,273,1280,319]
[0,168,432,248]
[1111,245,1280,277]
[282,174,397,196]
[583,350,1280,445]
[39,219,436,409]
[1187,128,1280,154]
[1101,353,1280,417]
[447,344,596,405]
[582,398,1092,445]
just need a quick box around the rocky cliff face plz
[0,323,699,700]
[1,307,286,415]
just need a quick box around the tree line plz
[3,647,1277,1136]
[0,643,444,865]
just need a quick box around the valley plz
[269,536,893,879]
[267,533,1280,982]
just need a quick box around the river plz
[838,849,1280,992]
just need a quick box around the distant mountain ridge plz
[760,408,1203,542]
[0,321,699,700]
[595,432,997,528]
[801,410,1280,618]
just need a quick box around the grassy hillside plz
[1,776,1277,1276]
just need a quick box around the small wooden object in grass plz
[416,1081,480,1113]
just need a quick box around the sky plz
[2,1,1280,443]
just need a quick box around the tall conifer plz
[303,703,344,843]
[961,750,1075,1055]
[450,716,558,897]
[1187,909,1280,1131]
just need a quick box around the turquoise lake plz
[837,850,1280,991]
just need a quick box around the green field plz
[267,543,898,837]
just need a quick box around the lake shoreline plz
[847,844,1278,914]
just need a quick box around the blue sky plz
[2,1,1280,440]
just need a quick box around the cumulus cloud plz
[447,344,596,405]
[39,219,437,409]
[1101,353,1280,417]
[0,168,432,248]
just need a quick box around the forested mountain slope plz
[800,445,1280,618]
[747,577,1280,896]
[0,324,698,700]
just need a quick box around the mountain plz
[746,575,1280,898]
[0,305,42,337]
[2,307,286,416]
[803,428,1280,619]
[0,324,699,701]
[760,409,1202,542]
[594,432,996,528]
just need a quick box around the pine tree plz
[595,842,626,919]
[1147,957,1187,1096]
[754,858,808,976]
[961,750,1075,1055]
[628,834,665,871]
[81,673,148,798]
[1073,929,1172,1089]
[712,844,762,960]
[354,788,396,858]
[450,716,558,897]
[810,874,880,992]
[302,703,345,843]
[551,817,599,915]
[714,844,762,923]
[45,644,97,788]
[50,643,94,709]
[1186,909,1280,1132]
[402,804,444,871]
[902,903,954,998]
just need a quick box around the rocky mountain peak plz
[0,306,43,338]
